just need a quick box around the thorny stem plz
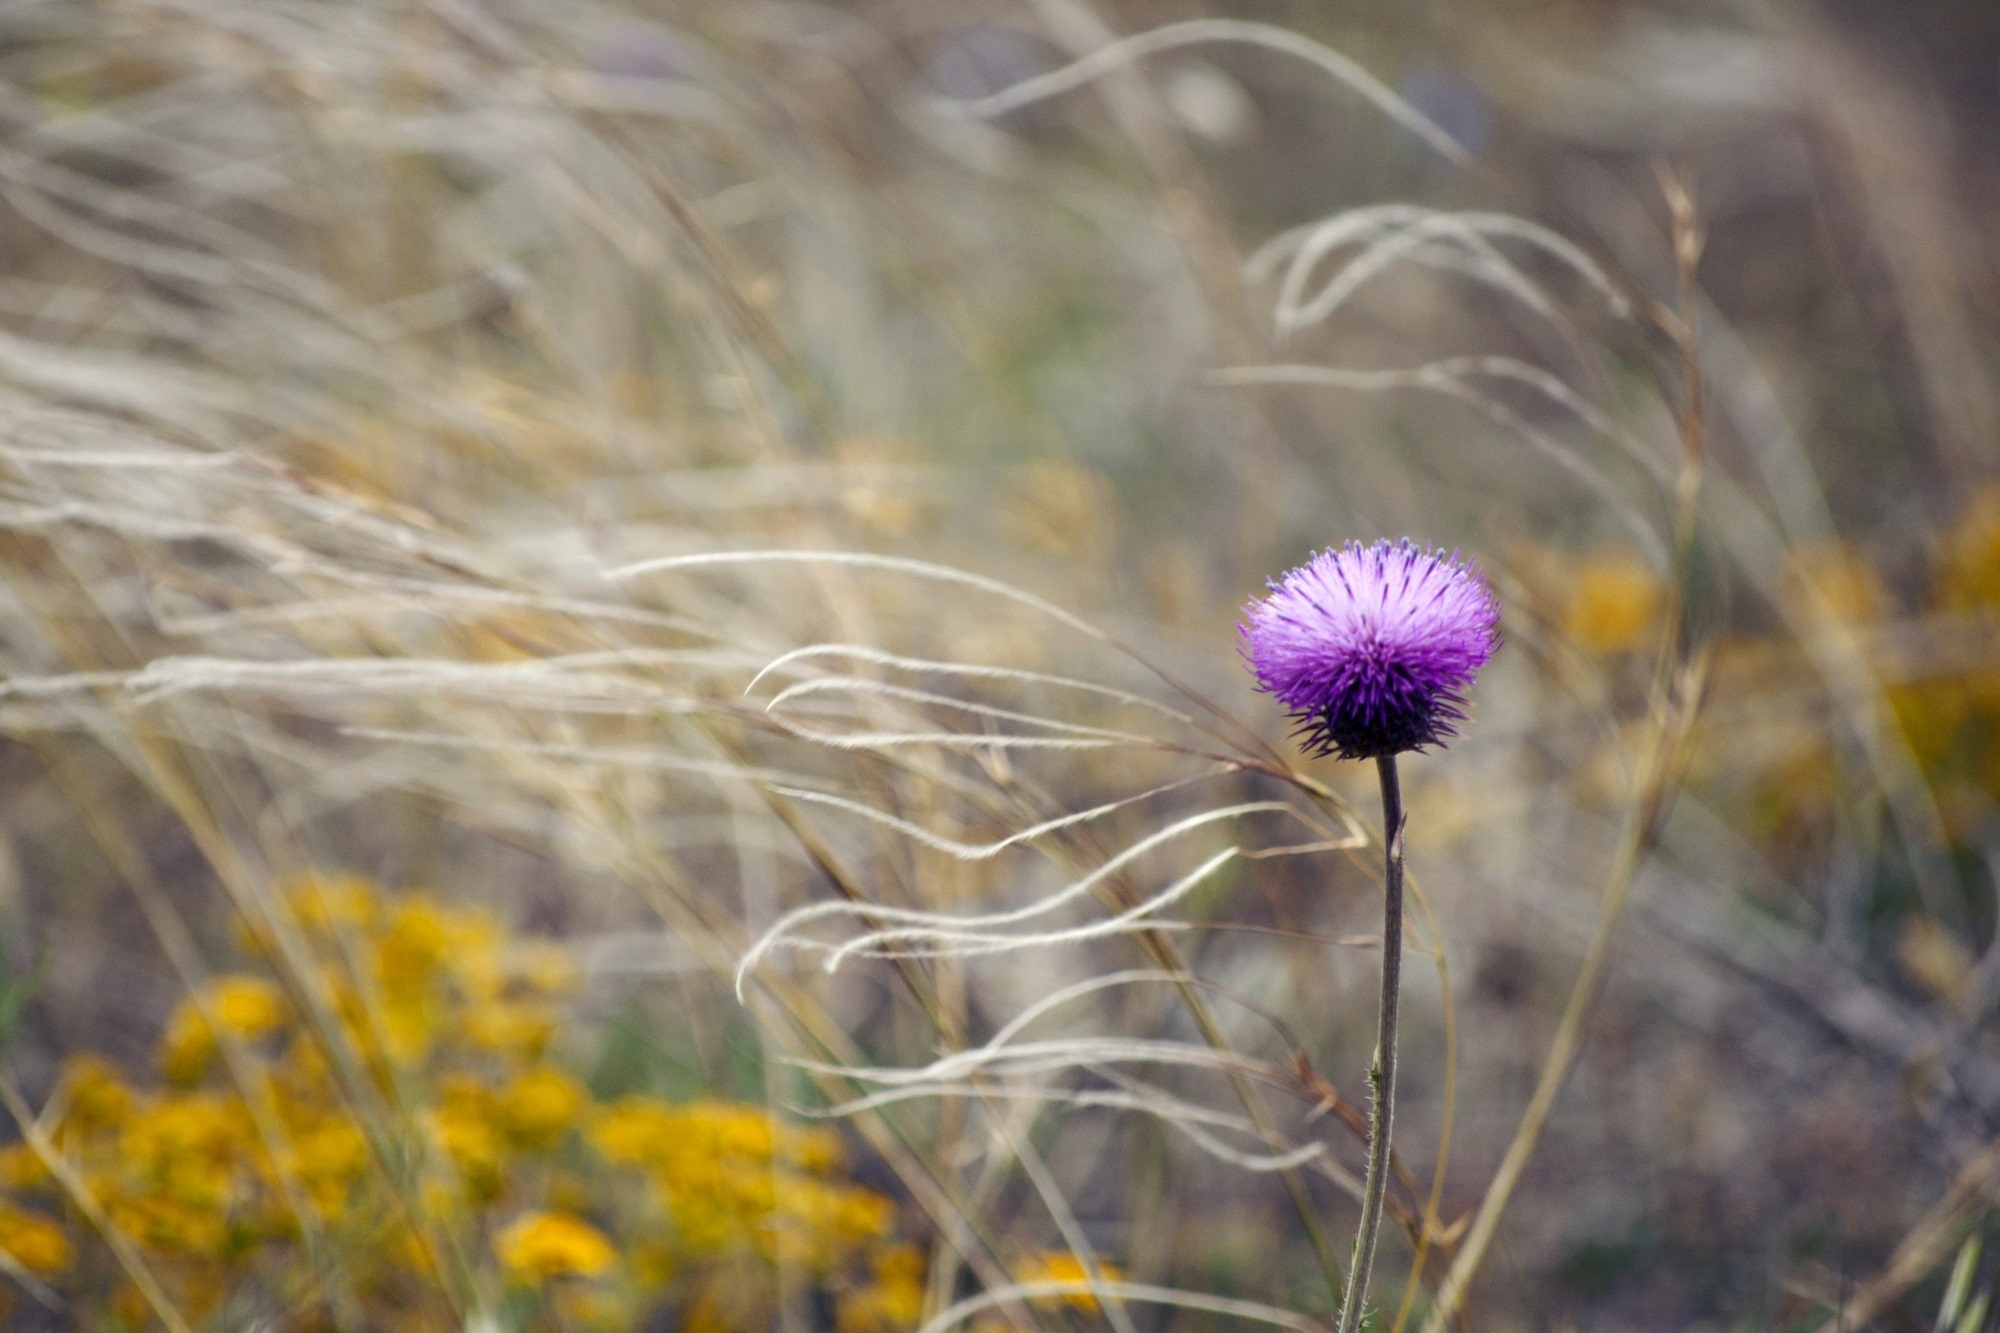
[1336,754,1406,1333]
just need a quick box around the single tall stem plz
[1336,754,1406,1333]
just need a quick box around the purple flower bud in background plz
[1239,539,1501,760]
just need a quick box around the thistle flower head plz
[1239,539,1500,760]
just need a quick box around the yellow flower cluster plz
[1885,489,2000,826]
[0,877,924,1331]
[1711,494,2000,935]
[1019,1250,1127,1311]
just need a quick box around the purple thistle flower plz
[1239,539,1501,760]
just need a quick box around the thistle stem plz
[1336,754,1405,1333]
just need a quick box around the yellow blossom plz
[287,1119,369,1216]
[375,901,454,993]
[0,876,916,1329]
[841,1244,927,1330]
[0,1143,48,1192]
[288,874,381,934]
[157,1005,217,1087]
[1561,549,1665,655]
[1019,1251,1126,1311]
[494,1210,615,1284]
[830,1187,894,1241]
[1937,485,2000,609]
[461,1001,556,1062]
[590,1096,676,1168]
[499,1066,586,1151]
[209,976,288,1040]
[430,1080,506,1203]
[58,1055,132,1132]
[0,1204,70,1276]
[157,977,286,1086]
[789,1127,843,1173]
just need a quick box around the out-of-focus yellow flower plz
[494,1210,615,1284]
[630,1236,678,1288]
[58,1055,132,1133]
[1561,549,1665,655]
[428,1078,505,1203]
[830,1187,895,1241]
[0,1143,47,1192]
[1019,1250,1125,1311]
[286,1118,368,1217]
[157,1007,217,1087]
[462,1001,556,1062]
[0,1203,70,1276]
[158,977,287,1086]
[591,1095,676,1169]
[1886,680,1972,774]
[499,1066,586,1151]
[288,874,380,935]
[377,990,440,1067]
[1937,486,2000,610]
[0,876,918,1330]
[209,976,288,1039]
[375,901,453,993]
[841,1243,927,1331]
[790,1126,843,1173]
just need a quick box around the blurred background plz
[0,0,1992,1329]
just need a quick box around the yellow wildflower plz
[287,874,381,935]
[0,1204,70,1276]
[461,1001,556,1062]
[0,876,918,1329]
[494,1210,616,1284]
[157,976,286,1086]
[375,900,454,992]
[1561,549,1665,655]
[376,989,440,1067]
[1019,1251,1125,1311]
[209,976,288,1040]
[58,1055,132,1132]
[1937,485,2000,609]
[1887,680,1972,774]
[499,1066,586,1151]
[590,1096,676,1168]
[288,1119,369,1216]
[430,1079,506,1202]
[840,1244,927,1331]
[830,1187,895,1241]
[0,1142,48,1192]
[790,1126,843,1173]
[157,1004,217,1087]
[630,1236,678,1288]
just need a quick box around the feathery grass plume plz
[1240,539,1497,1333]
